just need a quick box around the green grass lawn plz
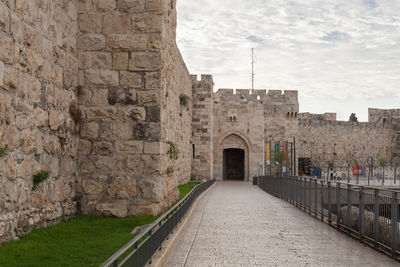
[178,181,201,200]
[0,181,200,267]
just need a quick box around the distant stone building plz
[0,0,399,243]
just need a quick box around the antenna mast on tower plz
[251,48,255,94]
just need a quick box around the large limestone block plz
[112,52,129,70]
[133,122,161,141]
[138,90,160,106]
[20,129,36,154]
[116,140,143,153]
[86,107,117,121]
[129,52,162,71]
[117,0,145,13]
[120,71,143,88]
[111,122,133,139]
[107,34,147,51]
[103,15,131,33]
[95,0,116,12]
[17,159,31,180]
[0,60,3,87]
[2,66,18,91]
[108,177,136,199]
[140,178,163,203]
[81,122,99,139]
[117,106,146,121]
[0,30,14,64]
[133,15,162,33]
[82,179,103,197]
[145,72,161,89]
[33,108,49,127]
[95,202,128,218]
[79,14,102,33]
[77,34,106,51]
[6,157,16,181]
[85,70,119,87]
[78,52,112,69]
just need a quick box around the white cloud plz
[176,0,400,121]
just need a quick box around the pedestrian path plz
[165,181,399,267]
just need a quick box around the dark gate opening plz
[223,148,245,180]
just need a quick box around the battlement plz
[191,74,214,92]
[368,108,400,124]
[299,112,337,121]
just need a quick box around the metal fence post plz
[309,178,312,215]
[337,183,341,227]
[328,181,332,224]
[303,176,306,210]
[359,187,365,240]
[374,189,380,247]
[321,180,324,221]
[314,179,318,217]
[347,184,352,230]
[391,192,399,257]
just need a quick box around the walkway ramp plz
[165,181,398,266]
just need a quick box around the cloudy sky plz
[176,0,400,121]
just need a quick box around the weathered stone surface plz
[107,34,147,51]
[92,141,113,155]
[6,157,16,181]
[86,107,117,122]
[145,72,161,89]
[95,202,128,218]
[103,15,131,33]
[144,142,160,154]
[18,159,31,180]
[3,66,18,91]
[0,32,14,63]
[95,0,116,12]
[117,0,145,13]
[117,106,146,121]
[85,70,119,87]
[79,52,112,69]
[129,52,162,71]
[111,122,133,139]
[0,60,4,87]
[140,179,163,203]
[116,140,143,153]
[82,179,103,197]
[120,71,143,88]
[112,52,129,70]
[81,122,99,139]
[138,90,160,106]
[79,14,102,33]
[33,108,48,127]
[108,177,136,199]
[133,122,161,141]
[134,15,162,33]
[78,34,106,51]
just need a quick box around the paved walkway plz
[165,181,399,267]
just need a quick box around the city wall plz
[0,0,194,242]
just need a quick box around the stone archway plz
[214,132,250,181]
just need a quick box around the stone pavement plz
[165,181,399,267]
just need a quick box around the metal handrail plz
[257,175,400,261]
[101,179,215,267]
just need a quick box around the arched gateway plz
[215,132,251,181]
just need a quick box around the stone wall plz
[191,75,214,181]
[297,118,396,176]
[213,89,265,181]
[77,0,192,217]
[0,0,79,242]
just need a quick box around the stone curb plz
[147,182,216,267]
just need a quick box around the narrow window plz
[192,144,195,159]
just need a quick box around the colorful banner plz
[283,143,287,161]
[274,143,279,166]
[265,142,270,166]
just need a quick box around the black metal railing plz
[101,179,215,267]
[258,176,400,260]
